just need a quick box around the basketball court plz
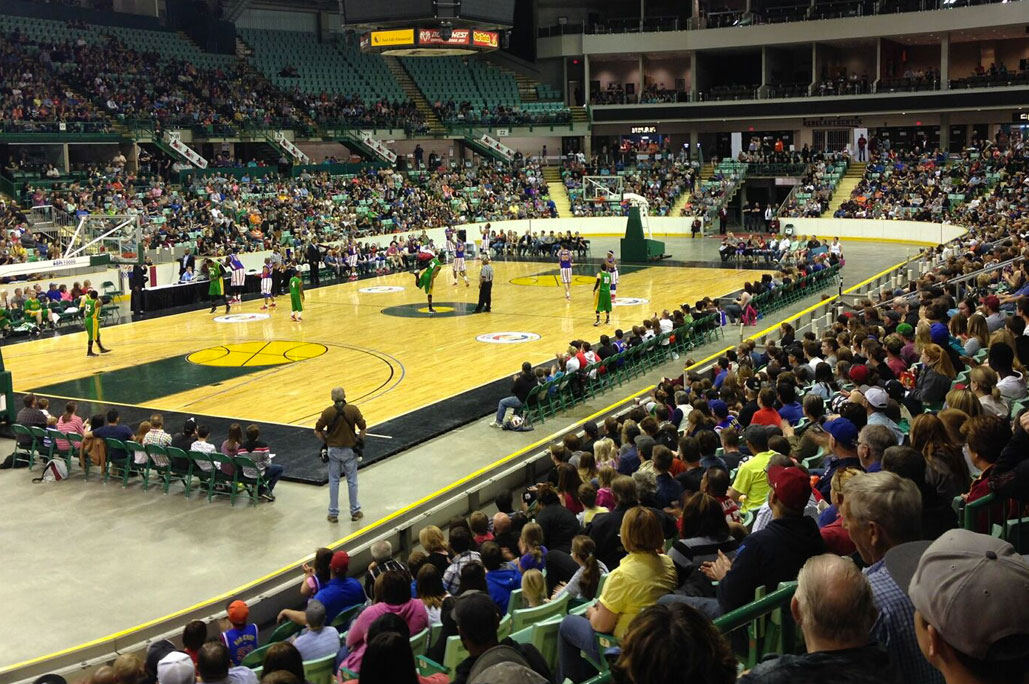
[8,257,766,429]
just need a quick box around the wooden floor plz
[7,261,764,427]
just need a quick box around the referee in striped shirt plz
[474,256,493,313]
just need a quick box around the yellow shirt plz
[732,450,775,513]
[599,551,677,639]
[582,506,609,526]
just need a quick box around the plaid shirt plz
[865,560,945,684]
[442,551,482,595]
[142,429,172,466]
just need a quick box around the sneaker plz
[593,320,600,327]
[488,421,500,428]
[260,492,276,502]
[351,511,364,521]
[87,351,99,357]
[327,514,338,523]
[260,305,268,310]
[209,307,216,314]
[99,347,112,354]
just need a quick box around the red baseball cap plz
[849,364,869,385]
[767,465,811,511]
[330,550,350,574]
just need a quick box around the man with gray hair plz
[315,386,367,523]
[363,539,410,599]
[841,471,942,684]
[740,554,891,683]
[857,424,897,472]
[290,600,339,661]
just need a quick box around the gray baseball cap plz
[884,529,1029,660]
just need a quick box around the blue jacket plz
[718,515,825,613]
[617,447,639,475]
[313,577,365,624]
[486,567,523,612]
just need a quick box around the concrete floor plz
[0,236,920,670]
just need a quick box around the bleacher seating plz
[404,56,571,125]
[241,29,405,103]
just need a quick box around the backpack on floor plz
[33,459,69,483]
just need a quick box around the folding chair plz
[235,454,270,505]
[511,593,570,631]
[10,424,41,469]
[143,443,172,492]
[302,655,336,684]
[268,619,302,643]
[208,453,239,503]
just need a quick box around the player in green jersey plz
[289,270,304,321]
[415,252,442,313]
[593,263,612,327]
[204,258,230,314]
[83,290,111,356]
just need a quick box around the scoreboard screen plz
[342,0,432,24]
[459,0,515,24]
[342,0,514,26]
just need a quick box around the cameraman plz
[315,387,366,523]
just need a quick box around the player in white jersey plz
[479,223,491,259]
[605,250,619,302]
[259,258,276,310]
[557,247,573,300]
[452,240,470,286]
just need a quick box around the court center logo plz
[213,313,271,323]
[359,286,405,293]
[612,298,649,307]
[476,332,542,344]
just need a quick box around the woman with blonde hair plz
[969,366,1009,418]
[820,466,862,556]
[938,408,970,451]
[418,525,451,575]
[521,569,547,608]
[555,507,677,683]
[595,466,617,509]
[964,313,990,357]
[517,521,546,573]
[948,313,968,348]
[909,413,970,501]
[945,388,983,418]
[908,343,955,408]
[593,437,618,471]
[914,320,933,354]
[131,421,151,464]
[577,450,599,484]
[619,419,639,453]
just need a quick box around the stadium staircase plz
[382,56,446,136]
[570,106,590,127]
[235,35,254,59]
[670,189,693,216]
[821,162,866,217]
[543,166,571,217]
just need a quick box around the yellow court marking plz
[186,341,328,368]
[510,274,596,287]
[416,306,455,313]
